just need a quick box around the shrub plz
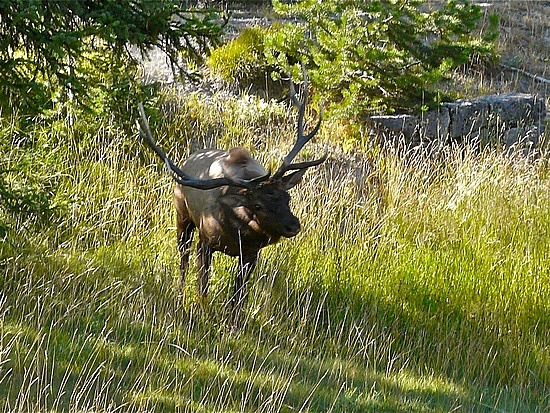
[207,26,274,85]
[265,0,499,118]
[0,0,224,116]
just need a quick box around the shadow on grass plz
[250,261,548,412]
[0,241,547,412]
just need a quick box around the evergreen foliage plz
[265,0,498,116]
[207,26,273,84]
[0,0,225,114]
[0,0,225,230]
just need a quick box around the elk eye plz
[253,204,262,211]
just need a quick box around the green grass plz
[1,92,549,412]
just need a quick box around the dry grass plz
[449,1,549,101]
[2,89,549,411]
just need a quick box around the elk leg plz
[176,213,195,293]
[230,253,258,326]
[196,242,213,299]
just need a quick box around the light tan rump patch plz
[223,148,267,180]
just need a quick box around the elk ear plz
[281,169,307,190]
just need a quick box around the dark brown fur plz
[137,71,324,326]
[174,148,305,324]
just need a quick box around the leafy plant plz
[0,0,225,115]
[206,25,286,98]
[0,157,56,239]
[265,0,499,117]
[207,26,272,83]
[0,170,54,235]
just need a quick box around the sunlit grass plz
[1,90,549,412]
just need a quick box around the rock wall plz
[369,93,546,153]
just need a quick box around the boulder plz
[368,93,546,152]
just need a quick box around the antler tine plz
[284,151,329,172]
[273,67,326,180]
[288,77,306,142]
[138,103,210,188]
[138,104,179,176]
[138,104,268,190]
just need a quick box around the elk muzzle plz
[280,214,301,238]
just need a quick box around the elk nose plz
[283,218,301,238]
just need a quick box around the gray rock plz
[368,115,419,144]
[481,93,546,126]
[444,99,490,138]
[419,107,451,140]
[367,93,546,153]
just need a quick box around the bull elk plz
[138,72,326,324]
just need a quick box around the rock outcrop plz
[369,94,546,154]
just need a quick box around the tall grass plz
[1,91,548,411]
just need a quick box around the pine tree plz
[266,0,498,116]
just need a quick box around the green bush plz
[0,122,58,239]
[207,26,274,85]
[265,0,499,117]
[0,0,224,116]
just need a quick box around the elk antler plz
[272,67,328,180]
[137,103,269,190]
